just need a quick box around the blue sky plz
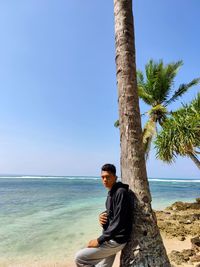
[0,1,199,178]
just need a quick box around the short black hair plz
[101,164,116,176]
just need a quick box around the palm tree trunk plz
[113,0,171,266]
[143,117,157,160]
[188,152,200,169]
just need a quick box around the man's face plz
[101,171,116,190]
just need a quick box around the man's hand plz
[87,239,99,248]
[99,212,108,227]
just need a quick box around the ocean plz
[0,176,199,266]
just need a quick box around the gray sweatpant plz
[74,240,126,267]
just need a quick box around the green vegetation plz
[115,59,200,166]
[155,93,200,169]
[137,59,200,159]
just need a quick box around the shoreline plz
[1,199,199,267]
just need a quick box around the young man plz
[75,163,132,267]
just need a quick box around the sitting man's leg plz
[95,254,116,267]
[75,240,126,267]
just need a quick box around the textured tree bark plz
[113,0,171,266]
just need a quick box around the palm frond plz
[155,105,200,165]
[143,119,156,160]
[138,59,199,163]
[165,78,200,106]
[141,59,184,105]
[114,120,119,128]
[187,153,200,169]
[191,92,200,113]
[137,70,154,105]
[137,70,144,85]
[138,86,153,105]
[155,128,177,163]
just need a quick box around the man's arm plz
[97,188,130,244]
[99,211,108,229]
[87,211,108,248]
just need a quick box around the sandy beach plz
[2,236,194,267]
[65,236,197,267]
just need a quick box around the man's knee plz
[74,249,83,264]
[74,248,89,265]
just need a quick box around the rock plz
[177,235,186,241]
[156,199,200,238]
[185,219,192,224]
[167,200,200,211]
[168,201,190,211]
[191,236,200,253]
[196,198,200,204]
[190,254,200,263]
[169,250,188,265]
[192,213,200,220]
[169,249,196,265]
[181,249,195,257]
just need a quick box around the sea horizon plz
[0,174,199,180]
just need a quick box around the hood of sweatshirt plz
[109,181,129,196]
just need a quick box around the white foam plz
[0,176,199,182]
[0,176,101,180]
[149,178,200,183]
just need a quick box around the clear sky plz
[0,1,199,178]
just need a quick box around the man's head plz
[101,164,117,190]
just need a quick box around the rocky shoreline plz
[156,198,200,266]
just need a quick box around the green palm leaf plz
[165,78,200,106]
[137,59,199,161]
[138,60,184,105]
[115,59,199,161]
[155,95,200,168]
[191,92,200,113]
[143,119,156,159]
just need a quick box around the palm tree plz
[137,59,200,159]
[113,0,170,266]
[155,93,200,169]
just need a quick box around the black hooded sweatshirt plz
[97,182,132,245]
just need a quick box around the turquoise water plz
[0,176,199,265]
